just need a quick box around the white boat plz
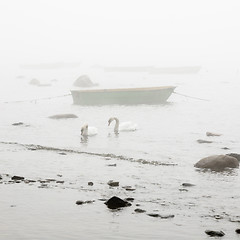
[71,86,176,105]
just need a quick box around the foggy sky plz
[0,0,240,67]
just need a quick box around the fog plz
[0,0,240,69]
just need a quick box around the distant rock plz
[12,122,24,126]
[194,155,239,171]
[29,78,51,87]
[48,114,78,119]
[104,196,131,209]
[73,75,98,88]
[206,132,222,137]
[29,78,40,86]
[197,139,213,144]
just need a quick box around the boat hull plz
[71,86,176,105]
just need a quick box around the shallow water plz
[0,66,240,239]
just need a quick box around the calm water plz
[0,65,240,239]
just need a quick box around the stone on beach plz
[11,176,25,181]
[107,180,119,187]
[205,230,225,237]
[194,155,239,171]
[104,196,132,209]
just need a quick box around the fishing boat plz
[71,86,176,105]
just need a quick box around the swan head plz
[81,124,88,136]
[108,117,114,126]
[108,117,119,126]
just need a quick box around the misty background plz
[0,0,240,68]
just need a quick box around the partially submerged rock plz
[205,230,225,237]
[49,114,78,119]
[73,75,98,88]
[197,139,213,144]
[194,155,239,171]
[12,122,24,126]
[104,196,131,209]
[147,213,175,219]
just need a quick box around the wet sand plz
[1,142,240,239]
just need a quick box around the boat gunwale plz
[71,86,176,93]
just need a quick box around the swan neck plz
[114,118,119,132]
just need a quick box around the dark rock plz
[24,179,36,183]
[104,196,132,209]
[197,139,213,144]
[125,197,134,202]
[205,230,225,237]
[58,152,67,155]
[206,132,222,137]
[222,147,230,150]
[124,188,136,191]
[56,181,64,184]
[194,155,239,171]
[227,153,240,162]
[148,213,174,218]
[134,208,146,213]
[49,114,78,119]
[73,75,98,88]
[148,213,159,217]
[45,179,56,182]
[88,182,94,186]
[107,164,117,167]
[182,183,195,187]
[179,188,188,192]
[12,122,24,126]
[76,201,84,205]
[11,176,24,181]
[76,200,94,205]
[235,229,240,234]
[107,180,119,187]
[57,174,62,177]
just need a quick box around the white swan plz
[81,124,98,136]
[108,117,137,133]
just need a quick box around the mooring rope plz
[3,93,71,104]
[173,91,210,101]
